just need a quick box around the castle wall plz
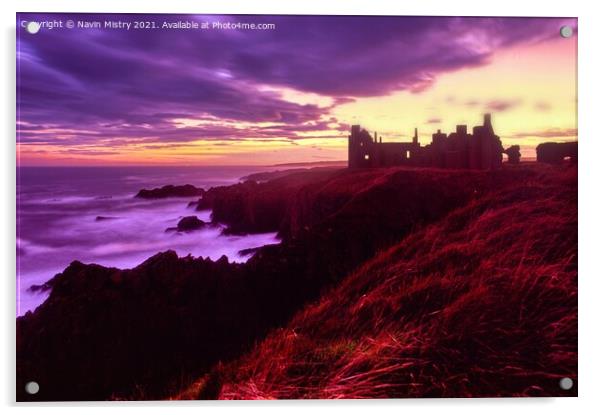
[348,114,504,170]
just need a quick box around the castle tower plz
[348,125,375,168]
[413,128,418,145]
[432,129,445,145]
[474,113,503,169]
[483,113,493,133]
[431,129,447,168]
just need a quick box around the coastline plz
[16,163,577,400]
[15,165,281,316]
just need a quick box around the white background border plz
[2,1,600,414]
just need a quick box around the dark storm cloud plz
[17,13,575,147]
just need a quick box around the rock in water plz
[136,184,204,199]
[166,216,206,232]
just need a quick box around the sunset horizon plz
[17,14,577,166]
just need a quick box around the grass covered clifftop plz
[17,164,577,400]
[187,165,578,399]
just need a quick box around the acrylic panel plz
[16,13,578,401]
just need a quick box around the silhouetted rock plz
[136,184,204,199]
[195,169,338,235]
[504,145,521,164]
[537,141,578,164]
[238,246,262,257]
[17,252,249,401]
[27,281,52,293]
[166,216,206,232]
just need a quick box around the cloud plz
[61,148,122,156]
[426,117,442,124]
[17,13,575,152]
[534,101,552,112]
[485,99,522,112]
[510,128,577,139]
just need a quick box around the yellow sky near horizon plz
[333,36,577,156]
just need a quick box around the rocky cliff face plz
[17,253,249,400]
[214,166,578,399]
[17,164,572,401]
[195,169,338,235]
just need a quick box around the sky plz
[17,14,577,166]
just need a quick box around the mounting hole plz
[25,381,40,395]
[559,377,573,390]
[559,26,573,38]
[25,21,40,35]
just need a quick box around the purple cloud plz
[16,13,576,151]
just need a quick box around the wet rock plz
[136,184,204,199]
[238,247,261,257]
[166,216,206,232]
[27,282,52,293]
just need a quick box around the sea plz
[16,166,280,316]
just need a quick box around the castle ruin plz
[348,114,509,170]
